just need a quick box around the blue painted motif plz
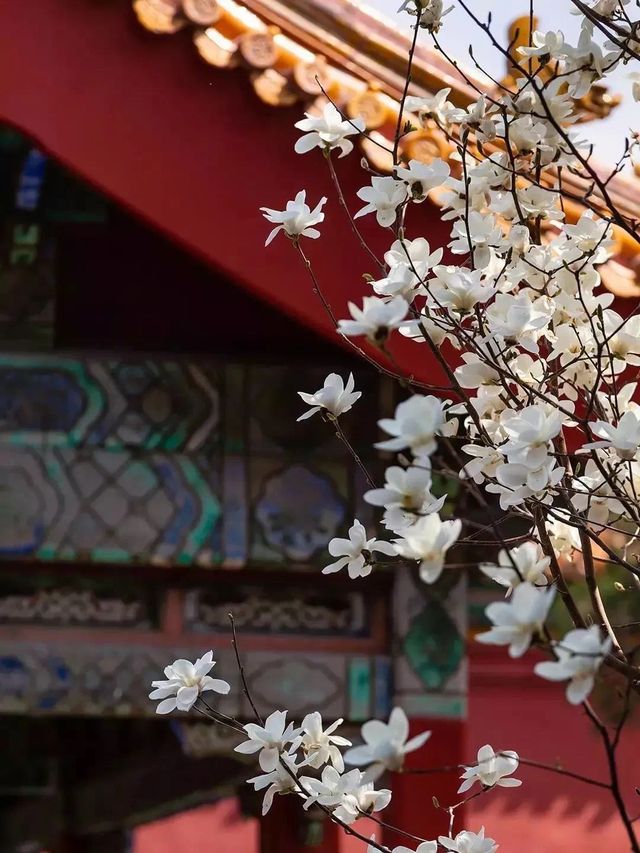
[255,465,346,561]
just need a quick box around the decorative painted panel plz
[0,356,221,450]
[0,575,157,628]
[249,460,348,564]
[393,567,467,719]
[184,585,369,636]
[0,354,377,567]
[0,446,222,564]
[0,641,391,719]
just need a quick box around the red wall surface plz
[467,648,637,851]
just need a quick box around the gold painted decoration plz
[239,30,279,69]
[182,0,221,25]
[292,56,333,98]
[251,69,298,106]
[193,27,238,67]
[600,259,640,298]
[574,84,622,122]
[133,0,185,33]
[402,127,451,164]
[347,87,388,130]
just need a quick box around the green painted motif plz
[348,657,372,721]
[402,597,464,690]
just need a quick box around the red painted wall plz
[132,798,259,853]
[467,647,637,851]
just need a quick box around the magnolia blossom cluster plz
[259,0,639,718]
[148,1,640,850]
[149,652,516,849]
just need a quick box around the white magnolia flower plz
[323,519,396,579]
[395,158,450,200]
[398,0,452,32]
[546,509,581,557]
[298,712,351,771]
[301,767,391,823]
[385,237,444,279]
[500,406,565,469]
[364,465,445,532]
[247,753,300,815]
[518,184,563,219]
[149,651,230,714]
[372,264,422,300]
[454,354,500,390]
[535,625,612,704]
[519,29,567,59]
[235,710,301,771]
[486,458,565,510]
[600,312,640,369]
[476,582,556,658]
[337,296,409,343]
[486,293,552,354]
[587,0,628,16]
[480,541,550,591]
[583,411,640,460]
[430,265,496,313]
[294,103,365,157]
[449,211,504,266]
[377,395,449,459]
[459,96,497,142]
[393,513,462,584]
[438,827,498,853]
[571,460,618,528]
[343,706,431,779]
[404,87,463,127]
[369,841,437,853]
[355,176,409,227]
[460,444,504,485]
[564,27,609,99]
[297,372,361,421]
[334,777,392,824]
[261,191,327,245]
[630,72,640,102]
[501,115,548,155]
[458,744,521,793]
[300,765,360,808]
[563,211,614,258]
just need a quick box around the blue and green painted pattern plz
[0,355,373,567]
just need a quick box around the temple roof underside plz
[133,0,640,296]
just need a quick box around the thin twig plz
[228,612,263,725]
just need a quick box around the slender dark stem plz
[393,20,421,166]
[578,526,626,659]
[228,612,263,725]
[358,810,433,845]
[294,244,445,393]
[331,414,376,487]
[325,153,385,273]
[583,702,640,852]
[196,699,245,734]
[227,622,391,852]
[536,509,586,630]
[516,756,610,790]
